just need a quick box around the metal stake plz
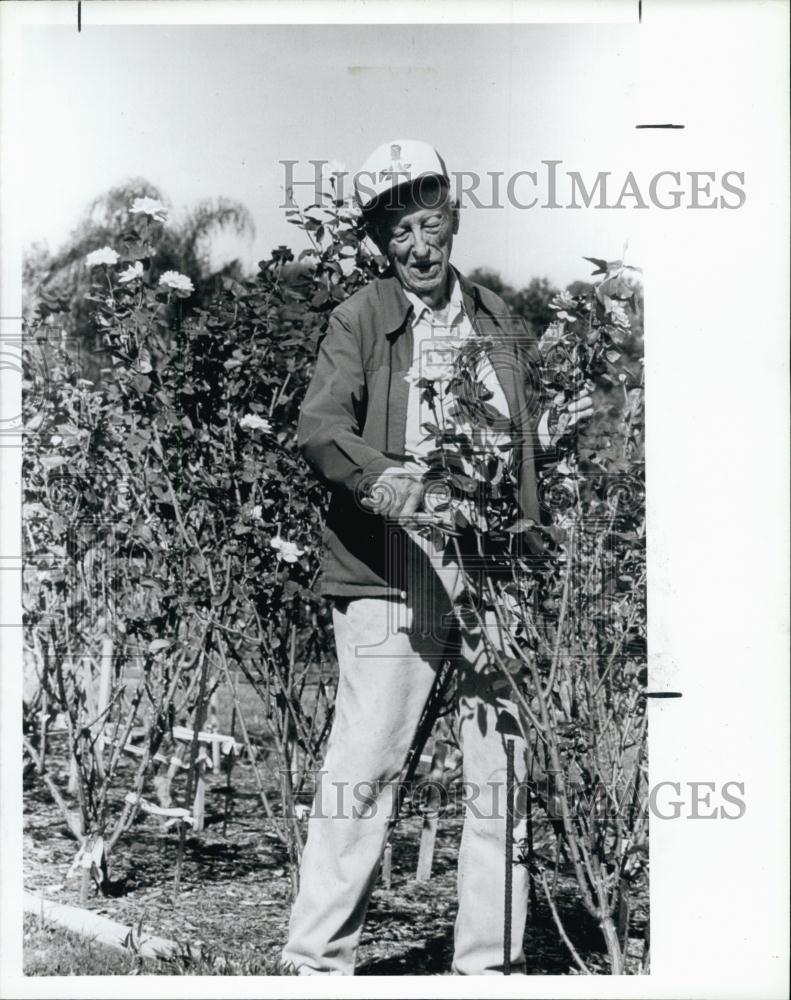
[504,738,515,975]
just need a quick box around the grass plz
[24,915,164,976]
[22,915,290,976]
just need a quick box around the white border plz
[9,0,638,27]
[1,2,788,999]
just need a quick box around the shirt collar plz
[375,266,482,338]
[401,267,465,325]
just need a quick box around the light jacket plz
[297,270,545,598]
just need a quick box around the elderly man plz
[281,141,590,975]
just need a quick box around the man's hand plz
[538,390,594,448]
[561,391,594,428]
[360,466,425,518]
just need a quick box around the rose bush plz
[408,256,647,973]
[22,186,386,896]
[23,179,645,970]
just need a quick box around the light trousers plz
[281,527,531,975]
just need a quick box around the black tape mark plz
[635,124,685,130]
[78,1,81,32]
[638,0,642,24]
[644,691,683,699]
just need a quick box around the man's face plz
[374,180,459,306]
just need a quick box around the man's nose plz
[411,229,430,259]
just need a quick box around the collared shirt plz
[401,270,512,463]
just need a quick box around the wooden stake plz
[416,813,439,883]
[67,754,78,796]
[290,739,299,777]
[192,760,206,833]
[209,690,221,771]
[415,740,446,882]
[381,842,393,889]
[222,705,237,837]
[38,686,48,770]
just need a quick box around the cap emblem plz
[382,143,412,180]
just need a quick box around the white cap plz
[354,140,450,213]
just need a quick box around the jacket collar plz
[457,268,485,321]
[377,265,487,339]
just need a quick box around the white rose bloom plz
[251,504,263,521]
[118,261,145,284]
[270,535,305,564]
[404,352,455,386]
[609,302,630,328]
[85,246,120,267]
[337,203,362,224]
[421,347,456,382]
[158,270,194,294]
[422,360,455,382]
[325,158,347,177]
[339,256,358,277]
[130,197,168,222]
[239,414,272,433]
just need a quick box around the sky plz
[22,23,641,288]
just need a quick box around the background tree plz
[24,178,254,381]
[469,268,561,336]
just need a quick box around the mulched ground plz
[23,746,648,976]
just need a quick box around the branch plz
[23,734,83,840]
[539,871,592,975]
